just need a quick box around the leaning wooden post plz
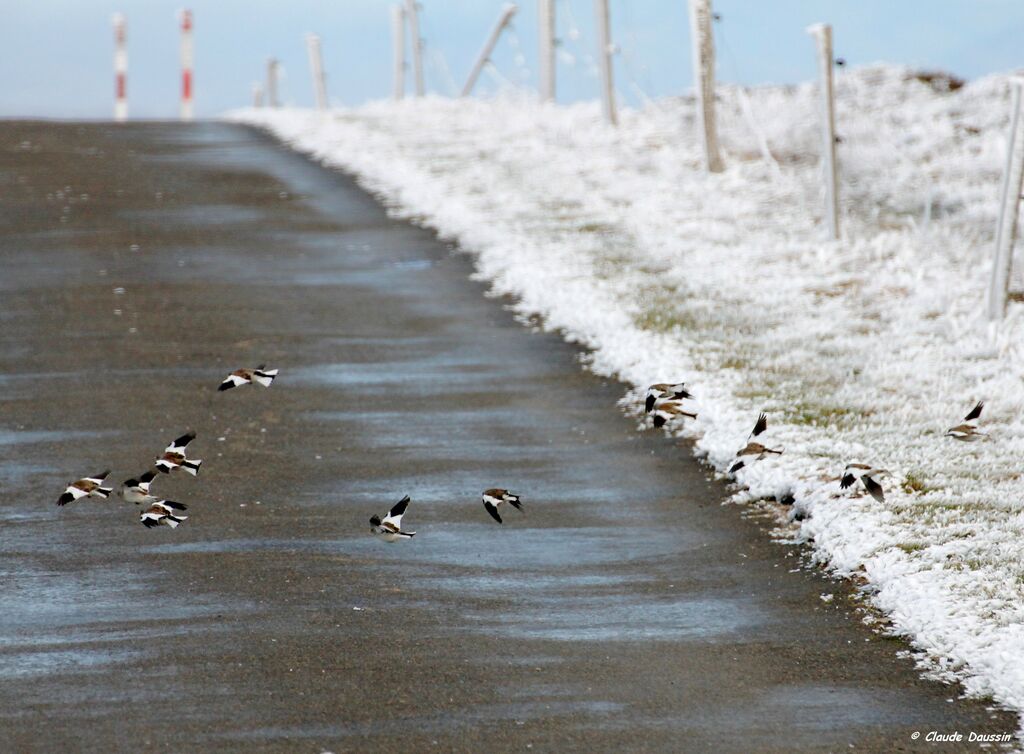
[266,58,280,108]
[306,33,328,110]
[538,0,556,102]
[688,0,723,172]
[461,4,518,97]
[593,0,616,125]
[987,78,1024,321]
[391,5,406,100]
[807,23,839,239]
[405,0,425,96]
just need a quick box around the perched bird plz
[218,365,279,391]
[839,463,890,503]
[652,401,697,429]
[57,470,113,506]
[645,382,694,413]
[121,469,159,505]
[370,495,416,541]
[729,414,783,473]
[140,500,188,529]
[482,488,523,524]
[155,431,203,475]
[945,401,986,442]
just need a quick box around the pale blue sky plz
[2,1,1022,119]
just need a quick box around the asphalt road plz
[0,122,1014,753]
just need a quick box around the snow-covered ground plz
[230,65,1024,729]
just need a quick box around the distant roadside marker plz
[113,13,127,122]
[180,9,194,121]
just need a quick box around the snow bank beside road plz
[231,65,1024,728]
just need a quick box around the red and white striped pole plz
[113,13,127,122]
[179,9,194,121]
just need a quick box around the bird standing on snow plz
[839,463,889,503]
[218,365,279,391]
[140,500,188,528]
[57,470,113,506]
[730,413,783,473]
[945,401,986,441]
[652,401,697,429]
[121,469,160,505]
[370,495,416,541]
[155,431,203,475]
[482,488,523,524]
[645,382,693,413]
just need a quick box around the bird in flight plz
[839,463,889,503]
[140,500,188,528]
[482,488,523,524]
[730,413,783,473]
[156,431,203,475]
[945,401,986,442]
[218,365,279,391]
[645,382,693,413]
[370,495,416,541]
[121,469,160,505]
[57,470,113,506]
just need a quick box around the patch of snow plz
[229,64,1024,731]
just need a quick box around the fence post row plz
[688,0,723,172]
[462,4,518,97]
[391,5,406,100]
[538,0,555,102]
[593,0,616,125]
[806,23,839,239]
[988,78,1024,320]
[306,33,328,110]
[405,0,425,96]
[179,10,194,121]
[113,13,127,122]
[267,58,280,108]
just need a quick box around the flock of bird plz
[643,384,989,506]
[56,366,278,528]
[56,364,525,538]
[56,368,986,536]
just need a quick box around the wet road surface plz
[0,122,1014,752]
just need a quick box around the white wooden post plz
[538,0,555,102]
[405,0,425,96]
[252,82,264,108]
[113,13,127,122]
[593,0,616,125]
[987,78,1024,320]
[179,9,194,121]
[807,23,839,239]
[306,33,328,110]
[267,58,280,108]
[688,0,723,172]
[391,5,406,100]
[461,4,518,97]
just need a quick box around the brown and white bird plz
[218,365,279,391]
[482,488,523,524]
[57,470,113,506]
[839,463,889,503]
[155,431,203,475]
[121,470,159,505]
[645,382,694,413]
[652,401,697,429]
[945,401,986,441]
[730,413,783,473]
[140,500,188,528]
[369,495,415,541]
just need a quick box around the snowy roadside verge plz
[229,65,1024,735]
